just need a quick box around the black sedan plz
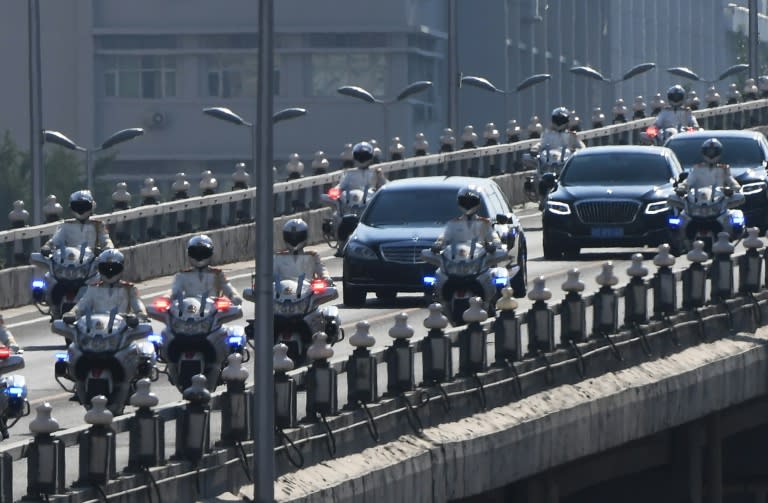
[342,176,527,307]
[542,146,682,259]
[665,129,768,231]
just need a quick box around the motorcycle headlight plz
[346,241,377,260]
[546,200,571,215]
[741,182,765,195]
[645,201,670,214]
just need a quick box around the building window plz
[311,53,387,96]
[103,55,176,99]
[206,54,259,98]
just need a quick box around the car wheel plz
[510,239,527,298]
[343,281,366,307]
[543,233,563,260]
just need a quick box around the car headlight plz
[546,200,571,215]
[645,201,670,214]
[741,182,765,195]
[346,241,377,260]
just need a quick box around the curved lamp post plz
[43,127,145,192]
[667,63,749,85]
[569,62,656,108]
[459,73,551,130]
[336,81,433,148]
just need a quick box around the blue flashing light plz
[32,279,46,289]
[494,277,508,286]
[668,216,682,228]
[55,352,69,362]
[147,334,163,344]
[228,335,244,346]
[423,276,437,286]
[730,212,745,227]
[5,387,23,397]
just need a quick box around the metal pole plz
[253,0,275,499]
[28,0,43,225]
[86,149,92,192]
[749,0,759,79]
[448,0,458,132]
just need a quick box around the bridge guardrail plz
[3,99,767,268]
[2,234,767,502]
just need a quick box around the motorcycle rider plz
[0,314,20,353]
[42,190,113,254]
[337,141,388,192]
[171,235,243,305]
[432,185,502,254]
[654,84,699,132]
[532,107,586,155]
[676,138,741,194]
[275,219,332,283]
[74,249,146,319]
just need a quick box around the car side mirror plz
[541,172,557,191]
[63,313,76,325]
[495,213,510,225]
[125,314,139,328]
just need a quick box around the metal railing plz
[2,98,767,268]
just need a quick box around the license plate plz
[591,227,624,238]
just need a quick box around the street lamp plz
[569,62,656,109]
[459,73,551,130]
[336,81,433,152]
[667,63,749,84]
[43,128,145,192]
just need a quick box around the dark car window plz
[560,153,674,186]
[667,137,766,168]
[362,187,489,227]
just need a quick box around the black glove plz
[40,247,52,258]
[430,244,442,254]
[485,243,497,254]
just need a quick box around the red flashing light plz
[153,296,172,313]
[0,347,10,359]
[215,297,232,312]
[327,187,341,200]
[310,279,327,294]
[645,126,658,138]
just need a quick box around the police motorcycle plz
[320,185,375,249]
[0,346,29,440]
[30,243,97,321]
[523,146,571,210]
[641,123,700,146]
[147,293,246,393]
[421,239,511,326]
[244,274,343,365]
[51,308,157,415]
[667,184,746,253]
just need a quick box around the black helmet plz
[69,190,94,221]
[352,141,374,166]
[701,138,723,164]
[457,185,482,215]
[551,107,570,129]
[96,248,125,283]
[667,85,686,107]
[282,218,308,250]
[187,234,214,268]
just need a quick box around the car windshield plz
[666,137,765,169]
[560,153,673,186]
[362,187,488,227]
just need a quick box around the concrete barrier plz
[0,172,529,309]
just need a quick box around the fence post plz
[422,303,453,382]
[8,200,30,266]
[274,343,297,429]
[111,182,133,246]
[632,96,647,119]
[176,374,211,462]
[385,313,415,395]
[624,253,649,325]
[484,122,501,175]
[650,93,664,116]
[461,125,479,176]
[139,177,162,241]
[230,162,251,225]
[527,115,543,139]
[458,297,488,376]
[171,172,192,235]
[305,332,338,419]
[526,277,555,354]
[199,171,219,229]
[710,232,735,303]
[652,244,677,319]
[389,137,405,161]
[493,288,522,365]
[739,227,763,294]
[77,395,117,486]
[593,263,619,336]
[25,402,65,499]
[440,128,456,176]
[560,269,586,345]
[311,151,330,209]
[220,353,251,445]
[127,378,165,471]
[505,120,522,172]
[346,321,378,406]
[683,241,709,310]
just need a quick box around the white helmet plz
[187,235,214,268]
[97,248,125,284]
[69,190,95,222]
[282,218,308,252]
[701,138,723,165]
[352,141,374,168]
[457,185,482,216]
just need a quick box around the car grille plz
[380,243,431,264]
[575,200,640,224]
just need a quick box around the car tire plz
[543,233,564,260]
[510,239,527,298]
[343,281,366,307]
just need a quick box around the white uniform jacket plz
[535,129,585,153]
[338,168,388,192]
[74,280,146,317]
[434,215,502,249]
[679,163,741,192]
[171,267,243,304]
[654,107,699,130]
[274,251,330,282]
[45,219,113,251]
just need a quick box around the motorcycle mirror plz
[496,214,510,225]
[541,172,558,190]
[678,172,689,182]
[723,186,734,197]
[125,314,139,328]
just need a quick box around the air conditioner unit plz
[144,111,168,129]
